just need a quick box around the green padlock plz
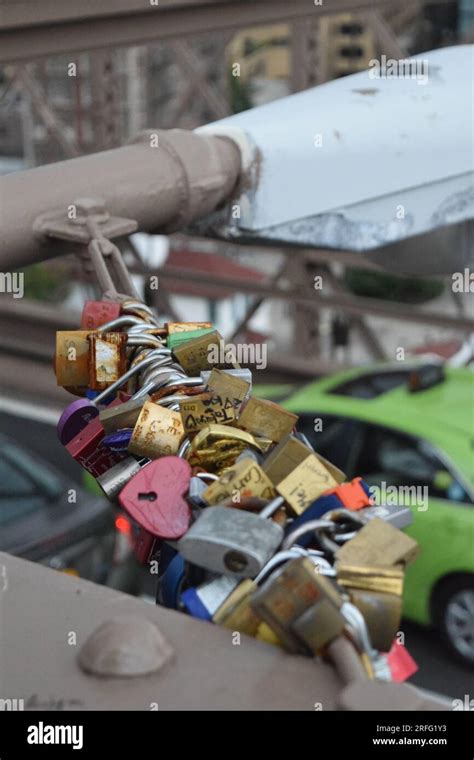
[167,327,215,351]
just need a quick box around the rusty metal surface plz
[0,551,342,710]
[0,129,241,270]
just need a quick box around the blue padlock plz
[158,552,185,609]
[181,575,239,621]
[102,428,133,452]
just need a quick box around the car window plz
[328,370,411,399]
[0,453,46,526]
[296,414,366,476]
[354,424,471,505]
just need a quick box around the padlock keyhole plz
[138,491,157,502]
[224,550,248,573]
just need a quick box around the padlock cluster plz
[55,299,420,683]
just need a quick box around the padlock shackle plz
[93,348,170,405]
[282,519,334,551]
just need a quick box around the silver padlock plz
[188,473,218,507]
[235,447,263,466]
[96,456,149,500]
[358,504,413,530]
[177,497,285,578]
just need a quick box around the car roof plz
[282,365,474,478]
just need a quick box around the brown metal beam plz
[151,265,473,331]
[0,129,241,270]
[0,0,449,64]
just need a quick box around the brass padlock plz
[128,400,185,458]
[88,332,128,391]
[206,368,250,406]
[237,397,298,443]
[213,579,261,636]
[335,518,419,568]
[187,424,270,473]
[179,392,239,434]
[172,329,223,375]
[348,589,402,653]
[292,599,347,654]
[55,330,91,388]
[189,424,257,452]
[202,458,277,505]
[264,434,346,486]
[167,321,213,335]
[250,557,343,653]
[276,454,339,515]
[336,562,404,596]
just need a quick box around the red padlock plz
[80,300,121,331]
[119,457,192,540]
[66,404,127,477]
[386,640,418,682]
[134,527,157,565]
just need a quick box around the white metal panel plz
[197,45,474,252]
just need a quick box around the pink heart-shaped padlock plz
[119,457,192,540]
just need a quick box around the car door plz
[349,422,474,625]
[295,413,366,477]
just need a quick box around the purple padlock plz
[57,394,130,446]
[57,398,99,445]
[102,428,133,452]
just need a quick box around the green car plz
[257,362,474,665]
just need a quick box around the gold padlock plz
[262,434,345,486]
[167,321,213,334]
[255,622,282,647]
[335,562,404,596]
[88,332,128,391]
[203,458,276,505]
[172,330,223,375]
[262,434,312,484]
[292,599,347,654]
[213,579,261,636]
[179,392,238,434]
[348,588,402,653]
[55,330,91,388]
[206,368,250,406]
[189,424,267,454]
[237,397,298,443]
[250,557,343,653]
[128,400,184,458]
[276,454,339,515]
[335,518,419,568]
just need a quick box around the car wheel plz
[433,575,474,667]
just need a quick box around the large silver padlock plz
[177,497,285,578]
[96,456,149,500]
